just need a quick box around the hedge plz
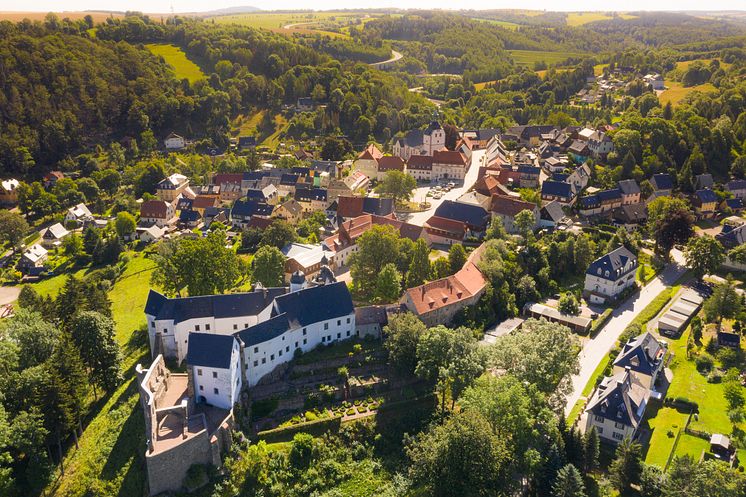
[590,308,613,337]
[256,415,343,444]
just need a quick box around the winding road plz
[563,249,688,417]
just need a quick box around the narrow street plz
[563,249,688,417]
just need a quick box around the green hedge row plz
[256,415,343,444]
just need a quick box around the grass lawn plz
[208,11,354,38]
[636,252,658,285]
[593,63,609,76]
[472,18,520,30]
[643,405,690,468]
[508,49,586,67]
[232,109,267,137]
[658,81,717,107]
[145,43,205,84]
[261,114,289,149]
[673,432,709,461]
[28,266,88,299]
[45,252,156,497]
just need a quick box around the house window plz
[254,347,259,353]
[253,361,258,367]
[612,432,624,441]
[278,350,282,357]
[195,325,200,331]
[295,342,299,348]
[324,323,329,330]
[206,324,210,331]
[233,324,238,330]
[337,333,341,339]
[261,358,266,364]
[199,385,203,391]
[594,415,604,423]
[212,372,217,379]
[244,323,248,328]
[337,320,341,326]
[163,329,168,334]
[614,422,626,430]
[346,331,350,337]
[270,354,275,361]
[303,339,307,345]
[214,388,219,395]
[285,346,289,352]
[197,369,202,376]
[322,337,326,343]
[303,328,307,336]
[151,322,155,328]
[347,317,351,324]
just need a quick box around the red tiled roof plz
[247,217,274,229]
[357,144,383,161]
[213,173,243,186]
[192,195,218,209]
[474,175,501,196]
[433,150,466,166]
[140,200,169,218]
[407,155,434,170]
[404,261,486,315]
[490,195,537,217]
[424,216,467,237]
[377,156,405,172]
[324,214,423,253]
[336,196,365,218]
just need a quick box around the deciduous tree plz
[685,235,724,279]
[251,246,285,288]
[383,312,427,375]
[0,210,29,254]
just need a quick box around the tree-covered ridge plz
[0,30,194,175]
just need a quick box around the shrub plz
[304,410,318,422]
[346,408,355,416]
[707,370,723,383]
[695,353,715,373]
[251,397,279,421]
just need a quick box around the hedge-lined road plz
[563,249,687,417]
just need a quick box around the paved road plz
[399,149,486,227]
[563,249,688,417]
[369,50,403,68]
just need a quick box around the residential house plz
[179,209,202,229]
[613,332,667,391]
[327,171,369,201]
[579,189,622,217]
[164,132,186,150]
[502,125,556,147]
[723,198,745,214]
[613,203,648,228]
[140,200,176,228]
[406,155,434,182]
[41,223,70,248]
[430,200,489,236]
[650,174,674,194]
[566,164,592,195]
[353,144,384,179]
[539,200,567,228]
[294,188,329,214]
[517,165,541,188]
[695,174,714,191]
[43,171,64,189]
[584,369,649,444]
[245,185,279,205]
[392,121,446,161]
[157,174,191,203]
[192,195,218,215]
[484,135,510,168]
[273,199,304,224]
[278,174,301,196]
[403,262,486,326]
[424,216,469,245]
[336,196,395,219]
[692,189,719,219]
[354,306,387,339]
[65,202,93,225]
[203,207,231,229]
[230,199,274,229]
[489,195,539,234]
[716,223,746,249]
[0,179,20,206]
[187,333,242,410]
[726,179,746,200]
[578,128,614,158]
[541,180,575,206]
[136,225,166,244]
[617,179,641,205]
[282,242,336,282]
[568,140,591,162]
[238,136,256,150]
[19,244,48,272]
[296,97,315,112]
[432,150,469,181]
[376,156,406,181]
[643,73,665,90]
[583,246,638,304]
[460,128,501,149]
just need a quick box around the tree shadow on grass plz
[100,389,146,483]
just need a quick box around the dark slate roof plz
[292,167,311,176]
[541,180,573,199]
[433,200,489,228]
[238,136,256,148]
[245,189,269,201]
[232,199,274,218]
[186,333,235,369]
[585,372,645,428]
[725,198,744,210]
[552,173,570,182]
[540,200,565,223]
[271,281,354,328]
[295,188,327,202]
[362,197,394,217]
[424,121,442,135]
[617,179,640,195]
[177,197,194,210]
[613,203,647,224]
[237,313,291,347]
[597,188,622,202]
[726,180,746,192]
[613,332,664,376]
[397,129,424,147]
[586,246,637,281]
[696,189,718,203]
[280,174,300,186]
[651,173,673,191]
[355,306,388,326]
[243,171,267,181]
[147,288,286,323]
[179,210,201,222]
[579,194,601,209]
[518,165,541,175]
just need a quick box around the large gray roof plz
[145,288,286,323]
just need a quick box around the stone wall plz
[145,423,212,496]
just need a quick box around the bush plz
[251,397,279,421]
[707,370,723,383]
[695,354,715,373]
[304,410,318,422]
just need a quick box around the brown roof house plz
[489,195,539,234]
[140,200,176,228]
[403,261,486,327]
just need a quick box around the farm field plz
[566,12,614,26]
[508,49,586,67]
[472,18,520,30]
[674,58,731,71]
[0,11,123,22]
[145,43,205,84]
[658,81,717,106]
[207,11,373,38]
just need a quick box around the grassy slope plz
[566,12,613,26]
[509,49,585,67]
[658,82,717,107]
[46,253,156,497]
[145,43,205,85]
[208,12,353,38]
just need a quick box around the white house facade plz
[188,333,243,409]
[583,246,638,304]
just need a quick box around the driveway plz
[399,149,486,227]
[563,249,688,416]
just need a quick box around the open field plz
[0,11,123,22]
[472,18,520,30]
[145,43,205,84]
[43,252,156,497]
[509,49,586,67]
[566,12,614,26]
[658,81,717,107]
[674,58,731,71]
[594,63,610,76]
[207,11,372,38]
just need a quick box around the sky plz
[1,0,745,13]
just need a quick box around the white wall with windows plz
[191,340,242,410]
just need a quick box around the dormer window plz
[605,271,609,277]
[597,268,602,275]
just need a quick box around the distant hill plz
[199,6,262,15]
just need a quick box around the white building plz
[164,132,186,150]
[41,222,70,248]
[65,203,93,224]
[584,369,649,444]
[392,121,446,161]
[583,246,638,304]
[187,333,242,409]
